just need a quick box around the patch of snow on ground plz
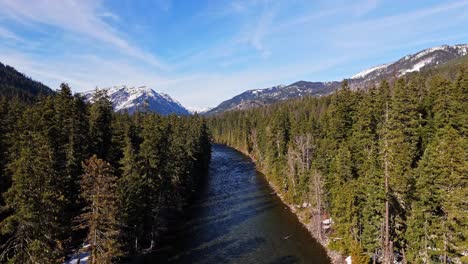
[65,252,89,264]
[64,244,90,264]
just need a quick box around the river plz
[129,144,331,264]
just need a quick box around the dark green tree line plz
[0,84,211,263]
[208,66,467,263]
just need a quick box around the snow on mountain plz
[205,44,468,115]
[399,57,434,75]
[350,44,468,83]
[187,106,213,114]
[204,81,340,115]
[82,85,190,115]
[351,63,391,79]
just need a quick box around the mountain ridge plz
[348,44,468,88]
[82,85,190,115]
[205,44,468,115]
[0,62,54,102]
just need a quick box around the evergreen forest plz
[208,67,467,263]
[0,84,211,263]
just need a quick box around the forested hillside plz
[0,62,53,102]
[0,85,211,263]
[208,67,467,263]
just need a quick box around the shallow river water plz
[129,144,331,264]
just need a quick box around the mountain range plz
[1,44,467,115]
[204,82,340,115]
[81,86,190,115]
[0,63,190,115]
[204,44,468,115]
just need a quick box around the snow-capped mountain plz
[82,85,190,115]
[205,81,340,115]
[187,106,213,114]
[349,44,468,87]
[206,44,468,115]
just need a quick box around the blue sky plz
[0,0,467,109]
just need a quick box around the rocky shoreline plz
[234,146,346,264]
[263,173,345,264]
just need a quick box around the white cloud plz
[160,55,349,108]
[340,0,468,31]
[98,12,120,21]
[249,5,276,54]
[0,0,167,69]
[0,47,170,93]
[0,0,466,110]
[353,0,379,17]
[0,25,22,41]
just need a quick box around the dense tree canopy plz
[0,85,211,263]
[0,62,53,102]
[208,66,467,263]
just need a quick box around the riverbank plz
[127,144,332,263]
[231,146,345,264]
[266,179,345,264]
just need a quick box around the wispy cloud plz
[0,0,167,69]
[248,4,276,56]
[98,12,120,21]
[353,0,380,17]
[0,0,466,109]
[161,55,350,108]
[332,0,468,50]
[0,25,22,41]
[0,48,170,91]
[340,0,468,31]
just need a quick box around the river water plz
[129,144,330,264]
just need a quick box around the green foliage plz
[77,155,122,264]
[350,241,371,264]
[89,89,113,160]
[0,62,53,102]
[208,66,468,262]
[0,84,211,262]
[407,125,467,263]
[1,132,65,263]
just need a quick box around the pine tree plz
[206,64,467,263]
[118,124,146,253]
[328,143,358,253]
[350,88,378,174]
[359,145,384,261]
[350,241,371,264]
[0,132,65,263]
[0,83,213,261]
[327,80,357,144]
[266,111,290,187]
[76,155,121,264]
[380,78,423,261]
[54,84,91,248]
[89,89,113,161]
[138,114,168,249]
[0,97,9,210]
[407,126,467,263]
